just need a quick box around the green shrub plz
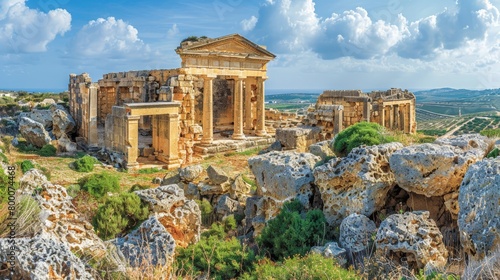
[93,192,149,240]
[333,122,395,156]
[487,147,499,158]
[137,167,162,174]
[128,184,149,192]
[78,172,120,199]
[20,160,34,173]
[241,253,360,280]
[223,215,237,232]
[0,166,10,203]
[0,151,8,163]
[258,200,327,261]
[66,184,81,197]
[39,144,56,157]
[73,155,97,172]
[174,223,255,279]
[481,128,500,138]
[196,199,213,216]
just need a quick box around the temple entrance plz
[213,78,234,127]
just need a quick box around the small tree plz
[93,192,149,240]
[73,155,97,172]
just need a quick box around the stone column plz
[393,105,399,130]
[201,76,215,144]
[244,78,253,132]
[126,115,140,167]
[88,84,98,147]
[233,78,245,140]
[378,101,385,127]
[363,98,371,122]
[158,113,181,169]
[409,101,416,134]
[333,105,344,135]
[400,104,406,133]
[255,77,267,136]
[388,105,394,130]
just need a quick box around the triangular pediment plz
[177,34,275,60]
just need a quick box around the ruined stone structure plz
[69,34,275,168]
[305,89,416,137]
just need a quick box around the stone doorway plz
[213,78,234,128]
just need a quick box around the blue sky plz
[0,0,499,92]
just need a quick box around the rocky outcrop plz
[215,194,241,219]
[230,174,251,201]
[0,236,94,280]
[207,165,229,185]
[390,143,483,197]
[314,142,403,226]
[434,134,489,154]
[311,242,347,266]
[27,109,53,129]
[308,140,335,160]
[376,211,448,270]
[178,164,204,182]
[51,105,76,139]
[458,158,500,260]
[18,117,52,148]
[339,214,376,253]
[114,215,176,267]
[57,133,77,153]
[18,170,106,258]
[135,184,201,247]
[246,151,320,234]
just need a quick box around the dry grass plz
[0,195,42,238]
[462,247,500,280]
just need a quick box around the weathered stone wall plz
[68,73,98,147]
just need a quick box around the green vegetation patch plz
[481,128,500,138]
[137,167,163,174]
[93,192,149,240]
[258,200,327,261]
[417,129,447,136]
[39,144,56,157]
[20,160,34,173]
[73,155,98,172]
[78,172,120,199]
[333,122,395,156]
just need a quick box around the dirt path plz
[441,117,475,138]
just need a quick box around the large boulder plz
[51,105,76,139]
[18,170,106,258]
[135,184,201,247]
[458,158,500,260]
[376,211,448,271]
[339,213,377,254]
[18,117,52,148]
[230,174,251,201]
[28,109,53,129]
[248,151,320,203]
[308,140,335,160]
[314,142,403,227]
[390,143,484,197]
[275,126,321,152]
[207,165,229,185]
[0,237,94,280]
[113,215,176,267]
[178,164,204,182]
[434,134,489,154]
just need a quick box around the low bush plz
[333,122,396,156]
[174,223,255,279]
[487,147,499,158]
[241,253,360,280]
[137,167,162,174]
[93,192,149,240]
[78,172,120,199]
[20,160,34,173]
[73,155,98,172]
[39,144,56,157]
[128,184,149,192]
[258,200,327,261]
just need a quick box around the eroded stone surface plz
[0,237,94,280]
[207,165,229,185]
[179,165,204,182]
[135,184,201,247]
[339,214,376,253]
[311,242,347,266]
[434,134,489,154]
[18,170,106,258]
[376,211,448,270]
[114,215,176,267]
[275,126,321,152]
[314,142,403,226]
[309,140,335,160]
[390,143,483,197]
[458,158,500,260]
[51,105,76,139]
[18,117,52,148]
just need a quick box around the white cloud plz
[247,0,500,63]
[241,16,258,31]
[0,0,71,53]
[167,23,179,38]
[72,17,150,59]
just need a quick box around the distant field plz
[266,93,318,112]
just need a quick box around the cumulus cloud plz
[241,16,258,31]
[0,0,71,53]
[250,0,319,52]
[247,0,499,61]
[167,23,179,38]
[72,17,150,58]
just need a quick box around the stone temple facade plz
[69,34,275,168]
[304,89,417,138]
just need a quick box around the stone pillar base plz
[157,154,181,170]
[255,130,267,137]
[232,133,246,140]
[200,138,213,145]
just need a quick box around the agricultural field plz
[265,92,319,112]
